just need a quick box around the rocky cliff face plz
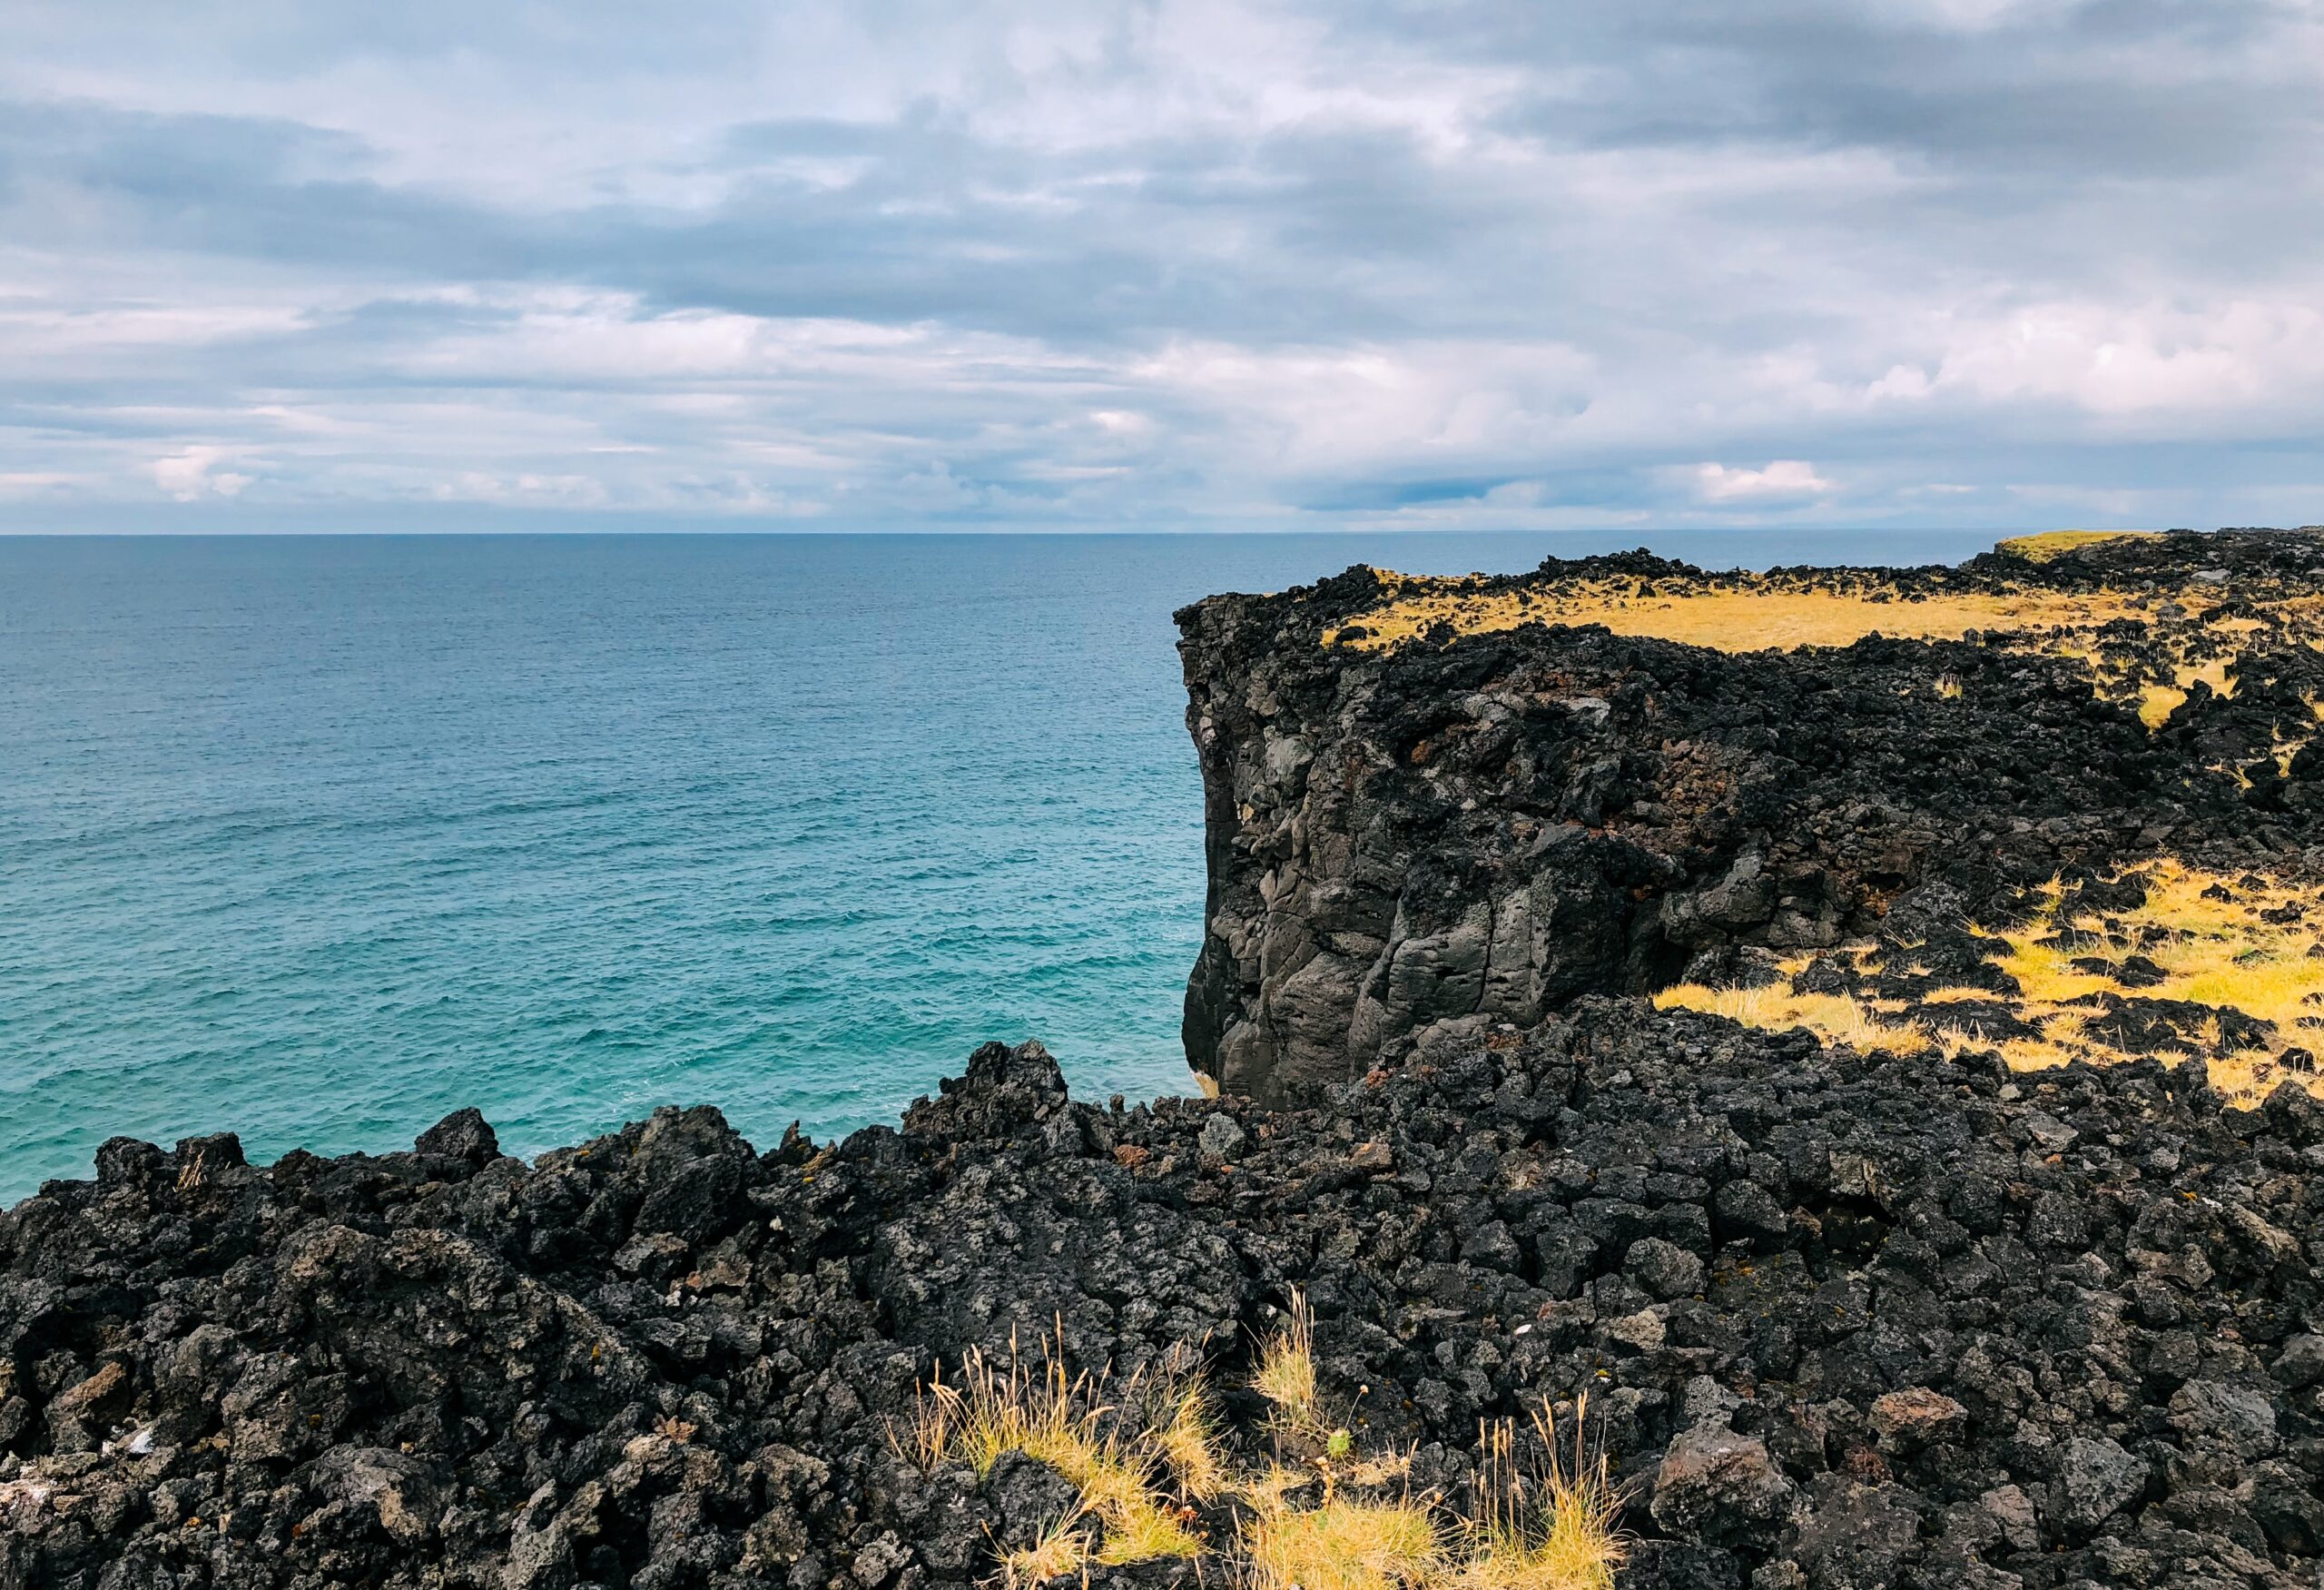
[1176,531,2324,1103]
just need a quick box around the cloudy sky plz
[5,0,2322,532]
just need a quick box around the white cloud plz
[5,0,2324,528]
[152,446,255,500]
[1926,300,2324,419]
[0,303,306,359]
[1130,337,1596,481]
[1689,460,1835,503]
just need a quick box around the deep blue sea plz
[0,529,1998,1200]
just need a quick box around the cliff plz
[5,528,2324,1590]
[1176,528,2324,1103]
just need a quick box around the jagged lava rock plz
[3,1012,2321,1588]
[1175,529,2324,1101]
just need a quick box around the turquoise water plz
[0,529,1998,1200]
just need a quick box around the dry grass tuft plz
[1240,1401,1621,1590]
[910,1328,1629,1590]
[901,1332,1096,1479]
[901,1329,1208,1567]
[1253,1289,1320,1433]
[1240,1496,1443,1590]
[1453,1399,1627,1590]
[1093,1495,1205,1567]
[1147,1357,1229,1502]
[1000,1517,1090,1588]
[1240,1462,1317,1516]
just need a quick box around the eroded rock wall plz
[1176,536,2324,1102]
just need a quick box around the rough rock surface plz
[5,1021,2323,1589]
[1176,528,2324,1101]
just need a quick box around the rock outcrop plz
[1176,528,2324,1102]
[5,1020,2323,1589]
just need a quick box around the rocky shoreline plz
[6,528,2324,1590]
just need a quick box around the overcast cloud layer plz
[5,0,2323,532]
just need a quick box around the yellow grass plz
[1982,861,2324,1096]
[1241,1463,1316,1516]
[2122,655,2240,726]
[1152,1365,1229,1501]
[1994,529,2166,562]
[2138,684,2187,729]
[1651,983,1931,1056]
[1096,1497,1206,1566]
[1241,1497,1443,1590]
[1921,985,2003,1005]
[1655,860,2324,1103]
[901,1331,1206,1567]
[2178,656,2237,697]
[1240,1405,1620,1590]
[1002,1518,1090,1587]
[912,1332,1630,1590]
[1253,1289,1320,1432]
[1453,1401,1626,1590]
[1321,542,2324,743]
[1325,578,2147,656]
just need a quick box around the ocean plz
[0,528,1999,1200]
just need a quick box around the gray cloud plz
[2,0,2321,530]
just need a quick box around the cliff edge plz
[1177,528,2324,1103]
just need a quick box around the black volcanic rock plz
[4,1017,2321,1589]
[1174,528,2324,1101]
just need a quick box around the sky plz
[4,0,2323,533]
